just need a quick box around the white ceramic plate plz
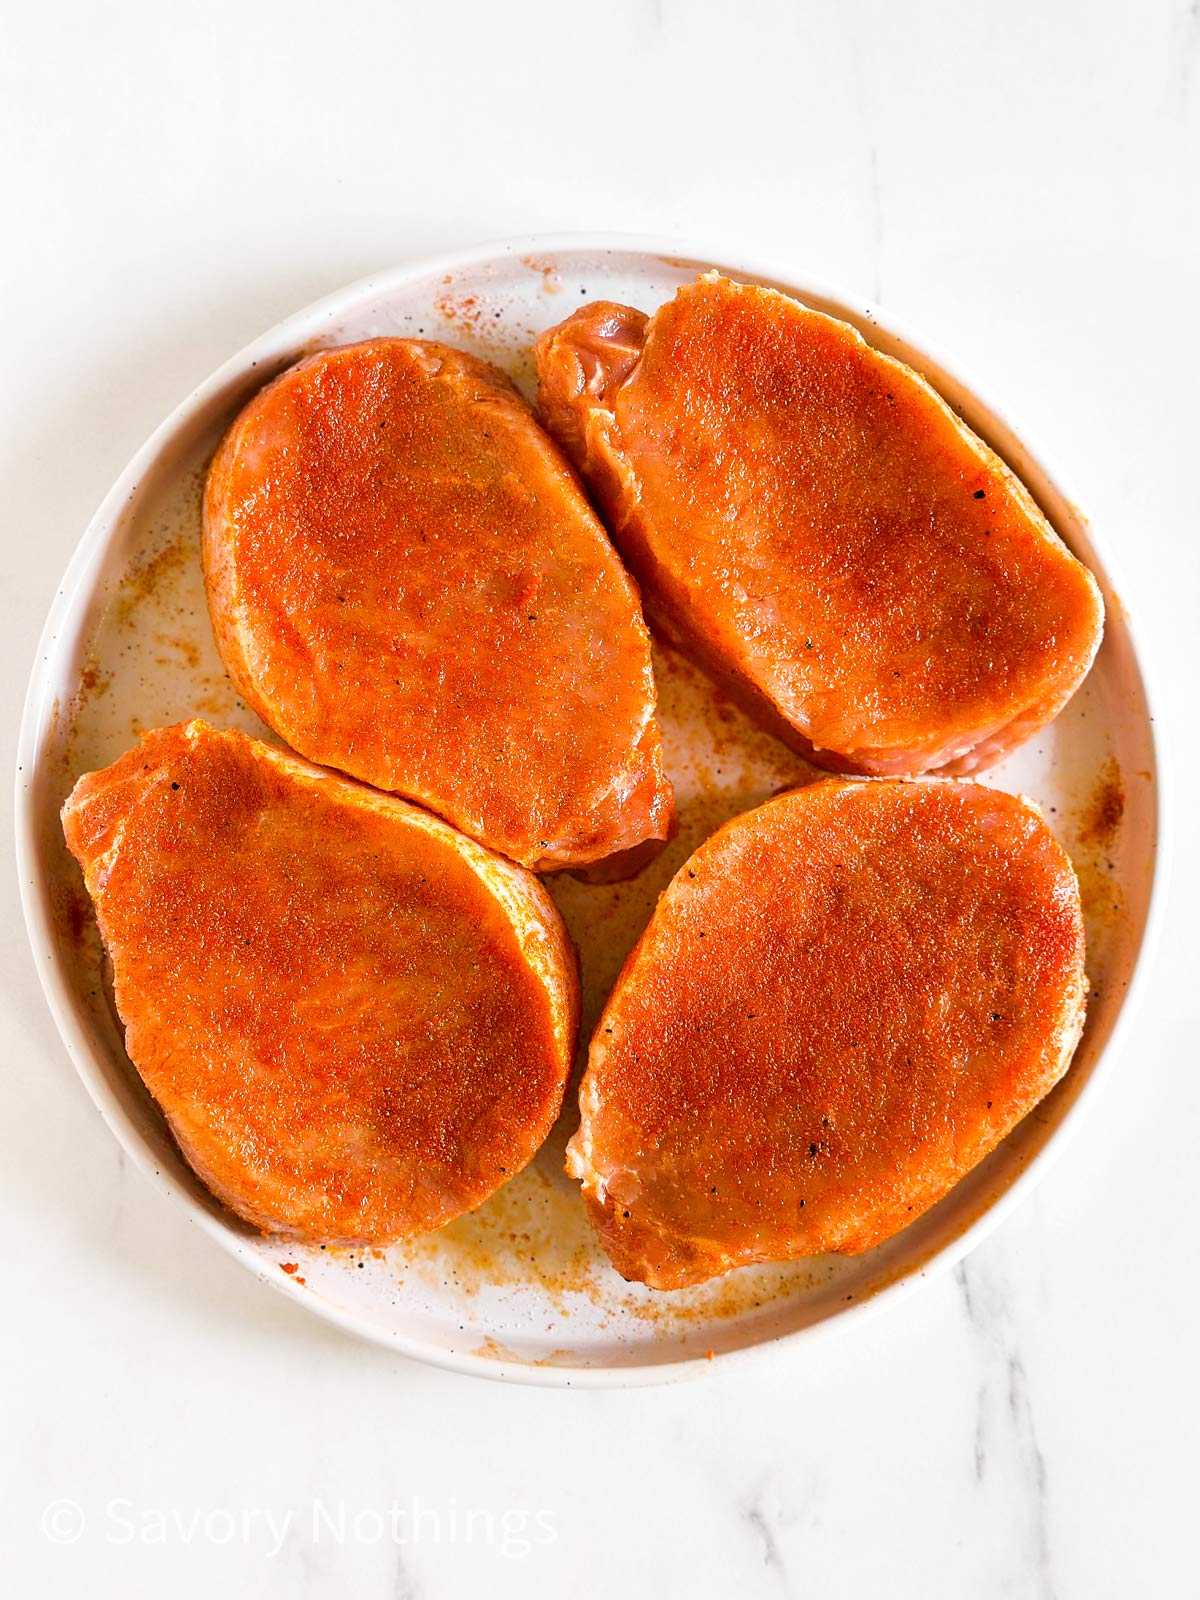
[16,235,1165,1386]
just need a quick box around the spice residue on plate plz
[521,255,563,294]
[431,277,539,392]
[1066,754,1126,936]
[112,529,195,629]
[1075,755,1125,849]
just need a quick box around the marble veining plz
[957,1256,1056,1599]
[740,1481,789,1584]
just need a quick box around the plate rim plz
[14,230,1171,1387]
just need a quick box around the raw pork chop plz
[567,778,1086,1290]
[63,721,578,1245]
[204,338,672,872]
[536,275,1103,776]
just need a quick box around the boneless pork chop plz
[537,275,1104,776]
[567,779,1087,1290]
[203,338,672,873]
[63,722,578,1245]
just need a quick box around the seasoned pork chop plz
[204,338,672,872]
[567,779,1086,1290]
[63,721,578,1245]
[537,275,1103,776]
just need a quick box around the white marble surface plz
[1,2,1196,1595]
